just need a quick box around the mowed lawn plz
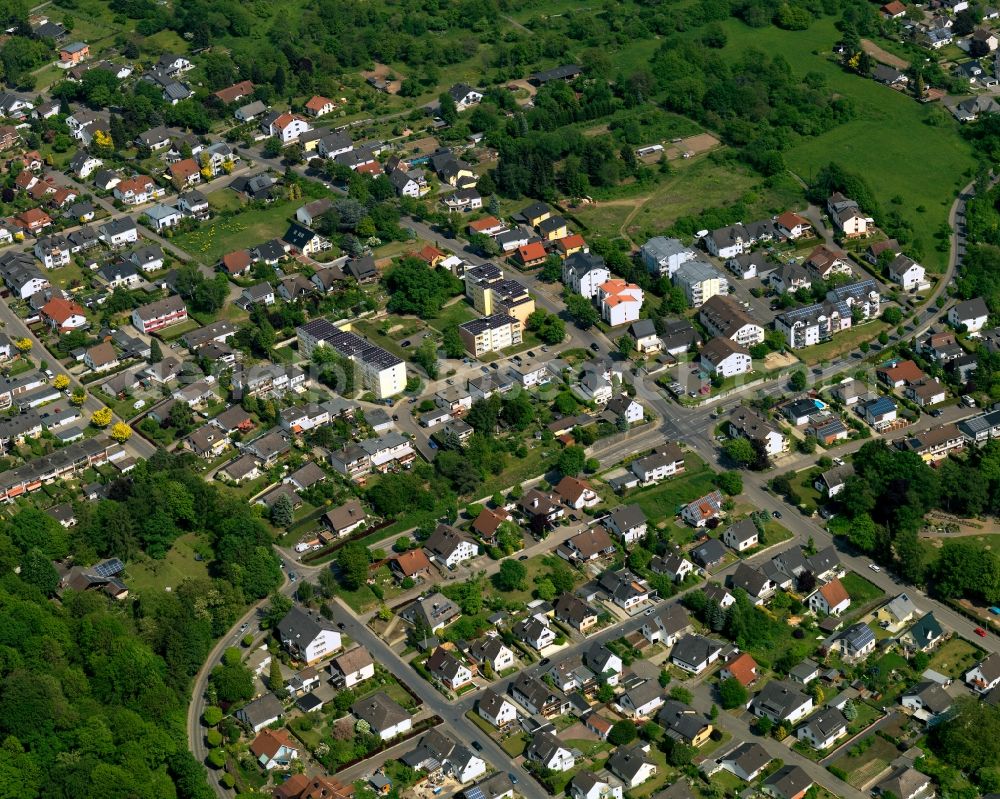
[173,199,299,262]
[627,452,718,523]
[718,16,975,272]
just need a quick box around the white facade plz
[702,349,752,378]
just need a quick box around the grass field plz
[173,199,298,262]
[573,157,802,243]
[626,452,717,523]
[841,571,886,612]
[927,636,984,678]
[829,733,898,788]
[716,17,974,273]
[127,533,210,594]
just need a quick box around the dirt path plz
[861,39,909,70]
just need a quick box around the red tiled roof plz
[517,241,547,262]
[214,80,254,104]
[169,158,199,180]
[222,249,252,274]
[724,652,758,686]
[305,95,333,112]
[819,578,850,608]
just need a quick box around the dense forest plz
[833,441,1000,606]
[0,450,282,799]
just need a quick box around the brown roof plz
[214,80,254,104]
[42,296,86,324]
[880,359,925,385]
[472,506,511,538]
[169,158,199,180]
[274,774,311,799]
[701,335,749,365]
[86,342,117,367]
[776,211,809,230]
[222,249,252,274]
[305,95,333,112]
[724,652,758,686]
[250,728,297,760]
[554,475,592,505]
[332,646,373,675]
[819,578,850,608]
[391,549,432,577]
[566,525,614,558]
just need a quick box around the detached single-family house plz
[351,692,412,740]
[949,297,989,334]
[671,634,724,674]
[527,730,575,772]
[752,681,814,725]
[808,578,851,616]
[277,606,342,664]
[966,652,1000,694]
[330,647,375,688]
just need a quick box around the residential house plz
[722,518,759,552]
[808,578,851,616]
[719,652,759,688]
[728,406,788,457]
[616,679,666,719]
[730,562,776,605]
[948,297,989,333]
[966,653,1000,694]
[682,490,724,527]
[752,681,814,725]
[250,729,299,770]
[468,636,516,675]
[874,769,934,799]
[827,193,869,238]
[554,593,599,634]
[899,612,945,653]
[658,700,714,746]
[478,690,518,728]
[877,593,921,631]
[797,707,848,750]
[235,694,284,733]
[424,524,479,568]
[604,504,648,545]
[861,396,898,430]
[554,476,600,510]
[700,336,752,378]
[322,499,367,538]
[763,766,813,799]
[597,568,652,610]
[901,680,954,723]
[277,606,342,664]
[351,692,412,740]
[888,254,926,291]
[671,634,724,674]
[509,674,571,716]
[527,730,575,772]
[559,526,616,563]
[650,553,694,584]
[719,742,772,782]
[597,279,644,326]
[426,647,474,691]
[389,549,433,583]
[641,603,692,646]
[562,251,610,299]
[570,774,622,799]
[691,539,728,569]
[513,615,556,651]
[698,295,764,347]
[835,623,877,662]
[607,743,657,788]
[41,296,87,332]
[401,592,461,634]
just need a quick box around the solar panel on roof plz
[92,558,124,577]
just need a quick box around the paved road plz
[332,596,548,799]
[0,286,156,459]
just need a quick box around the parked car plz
[975,627,988,637]
[989,607,1000,615]
[869,563,881,573]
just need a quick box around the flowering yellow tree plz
[70,388,86,406]
[14,338,31,354]
[91,407,113,428]
[109,422,132,443]
[53,374,70,390]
